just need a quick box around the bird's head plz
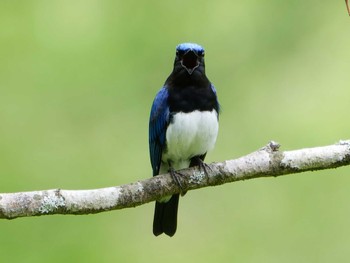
[175,43,205,75]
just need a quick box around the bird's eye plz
[197,50,205,57]
[176,50,185,57]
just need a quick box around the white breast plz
[161,109,219,171]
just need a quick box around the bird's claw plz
[197,159,211,183]
[169,168,187,196]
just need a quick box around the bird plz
[149,43,220,237]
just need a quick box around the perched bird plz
[149,43,220,237]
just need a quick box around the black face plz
[176,49,205,75]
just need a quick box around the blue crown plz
[176,43,204,53]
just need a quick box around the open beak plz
[180,50,200,75]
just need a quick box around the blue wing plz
[149,86,170,176]
[210,84,220,115]
[210,83,218,95]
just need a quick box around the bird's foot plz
[197,159,211,184]
[169,168,187,196]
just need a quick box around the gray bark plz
[1,140,349,219]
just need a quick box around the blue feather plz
[210,83,218,96]
[176,43,204,53]
[149,87,170,176]
[210,84,220,113]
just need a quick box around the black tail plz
[153,194,179,237]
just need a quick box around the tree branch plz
[1,140,350,220]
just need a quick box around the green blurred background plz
[1,0,349,262]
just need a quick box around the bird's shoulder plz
[150,87,169,120]
[149,86,170,139]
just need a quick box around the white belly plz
[161,109,219,171]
